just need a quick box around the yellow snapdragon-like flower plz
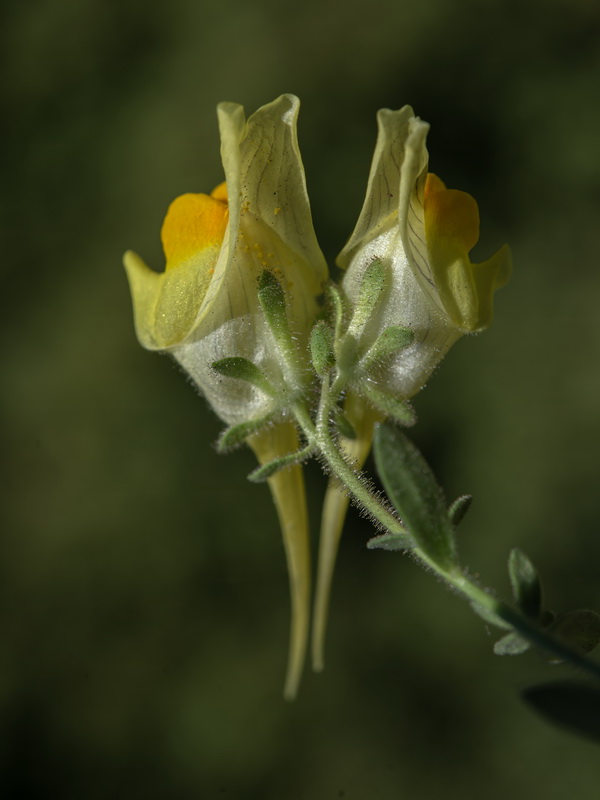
[124,95,328,699]
[312,106,511,669]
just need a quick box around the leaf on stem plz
[257,269,294,351]
[363,386,416,427]
[367,531,414,551]
[447,494,473,526]
[359,325,414,374]
[212,357,276,396]
[493,631,530,656]
[247,445,314,483]
[216,415,274,452]
[508,548,543,620]
[373,422,458,570]
[309,321,335,376]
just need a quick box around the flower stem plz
[292,379,600,685]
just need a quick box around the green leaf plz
[508,548,542,620]
[257,270,294,350]
[548,610,600,655]
[212,357,275,396]
[309,321,335,376]
[494,631,531,656]
[362,386,416,427]
[359,325,414,374]
[216,415,273,453]
[373,422,457,569]
[247,445,314,483]
[447,495,473,526]
[522,680,600,744]
[367,532,414,551]
[347,259,387,335]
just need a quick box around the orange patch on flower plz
[423,173,479,255]
[161,183,229,271]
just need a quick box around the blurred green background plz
[3,0,600,796]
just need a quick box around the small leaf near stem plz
[310,321,335,376]
[212,357,277,396]
[508,548,543,620]
[247,444,315,483]
[346,258,388,337]
[373,422,458,570]
[216,415,274,452]
[447,495,473,526]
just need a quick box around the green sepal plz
[212,357,276,396]
[347,258,387,336]
[508,548,543,620]
[309,321,335,376]
[216,415,273,453]
[257,270,294,351]
[373,422,457,569]
[548,610,600,655]
[247,444,314,483]
[493,631,531,656]
[333,409,357,440]
[362,385,416,427]
[448,495,473,526]
[359,325,414,374]
[367,531,414,551]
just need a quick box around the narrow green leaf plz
[522,680,600,744]
[362,385,416,427]
[367,532,414,551]
[548,610,600,655]
[508,548,542,620]
[257,270,294,350]
[494,631,531,656]
[373,422,457,569]
[247,445,314,483]
[216,415,273,453]
[310,321,335,376]
[347,259,387,335]
[212,357,275,396]
[360,325,414,374]
[448,495,473,526]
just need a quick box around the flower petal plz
[247,422,311,700]
[423,174,512,331]
[312,393,383,671]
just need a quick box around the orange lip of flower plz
[160,181,229,272]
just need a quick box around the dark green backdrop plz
[3,0,600,797]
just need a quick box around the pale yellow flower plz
[313,105,511,669]
[124,95,327,699]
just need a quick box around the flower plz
[312,106,511,669]
[124,93,327,425]
[124,94,328,699]
[338,105,511,400]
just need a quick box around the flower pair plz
[124,94,511,697]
